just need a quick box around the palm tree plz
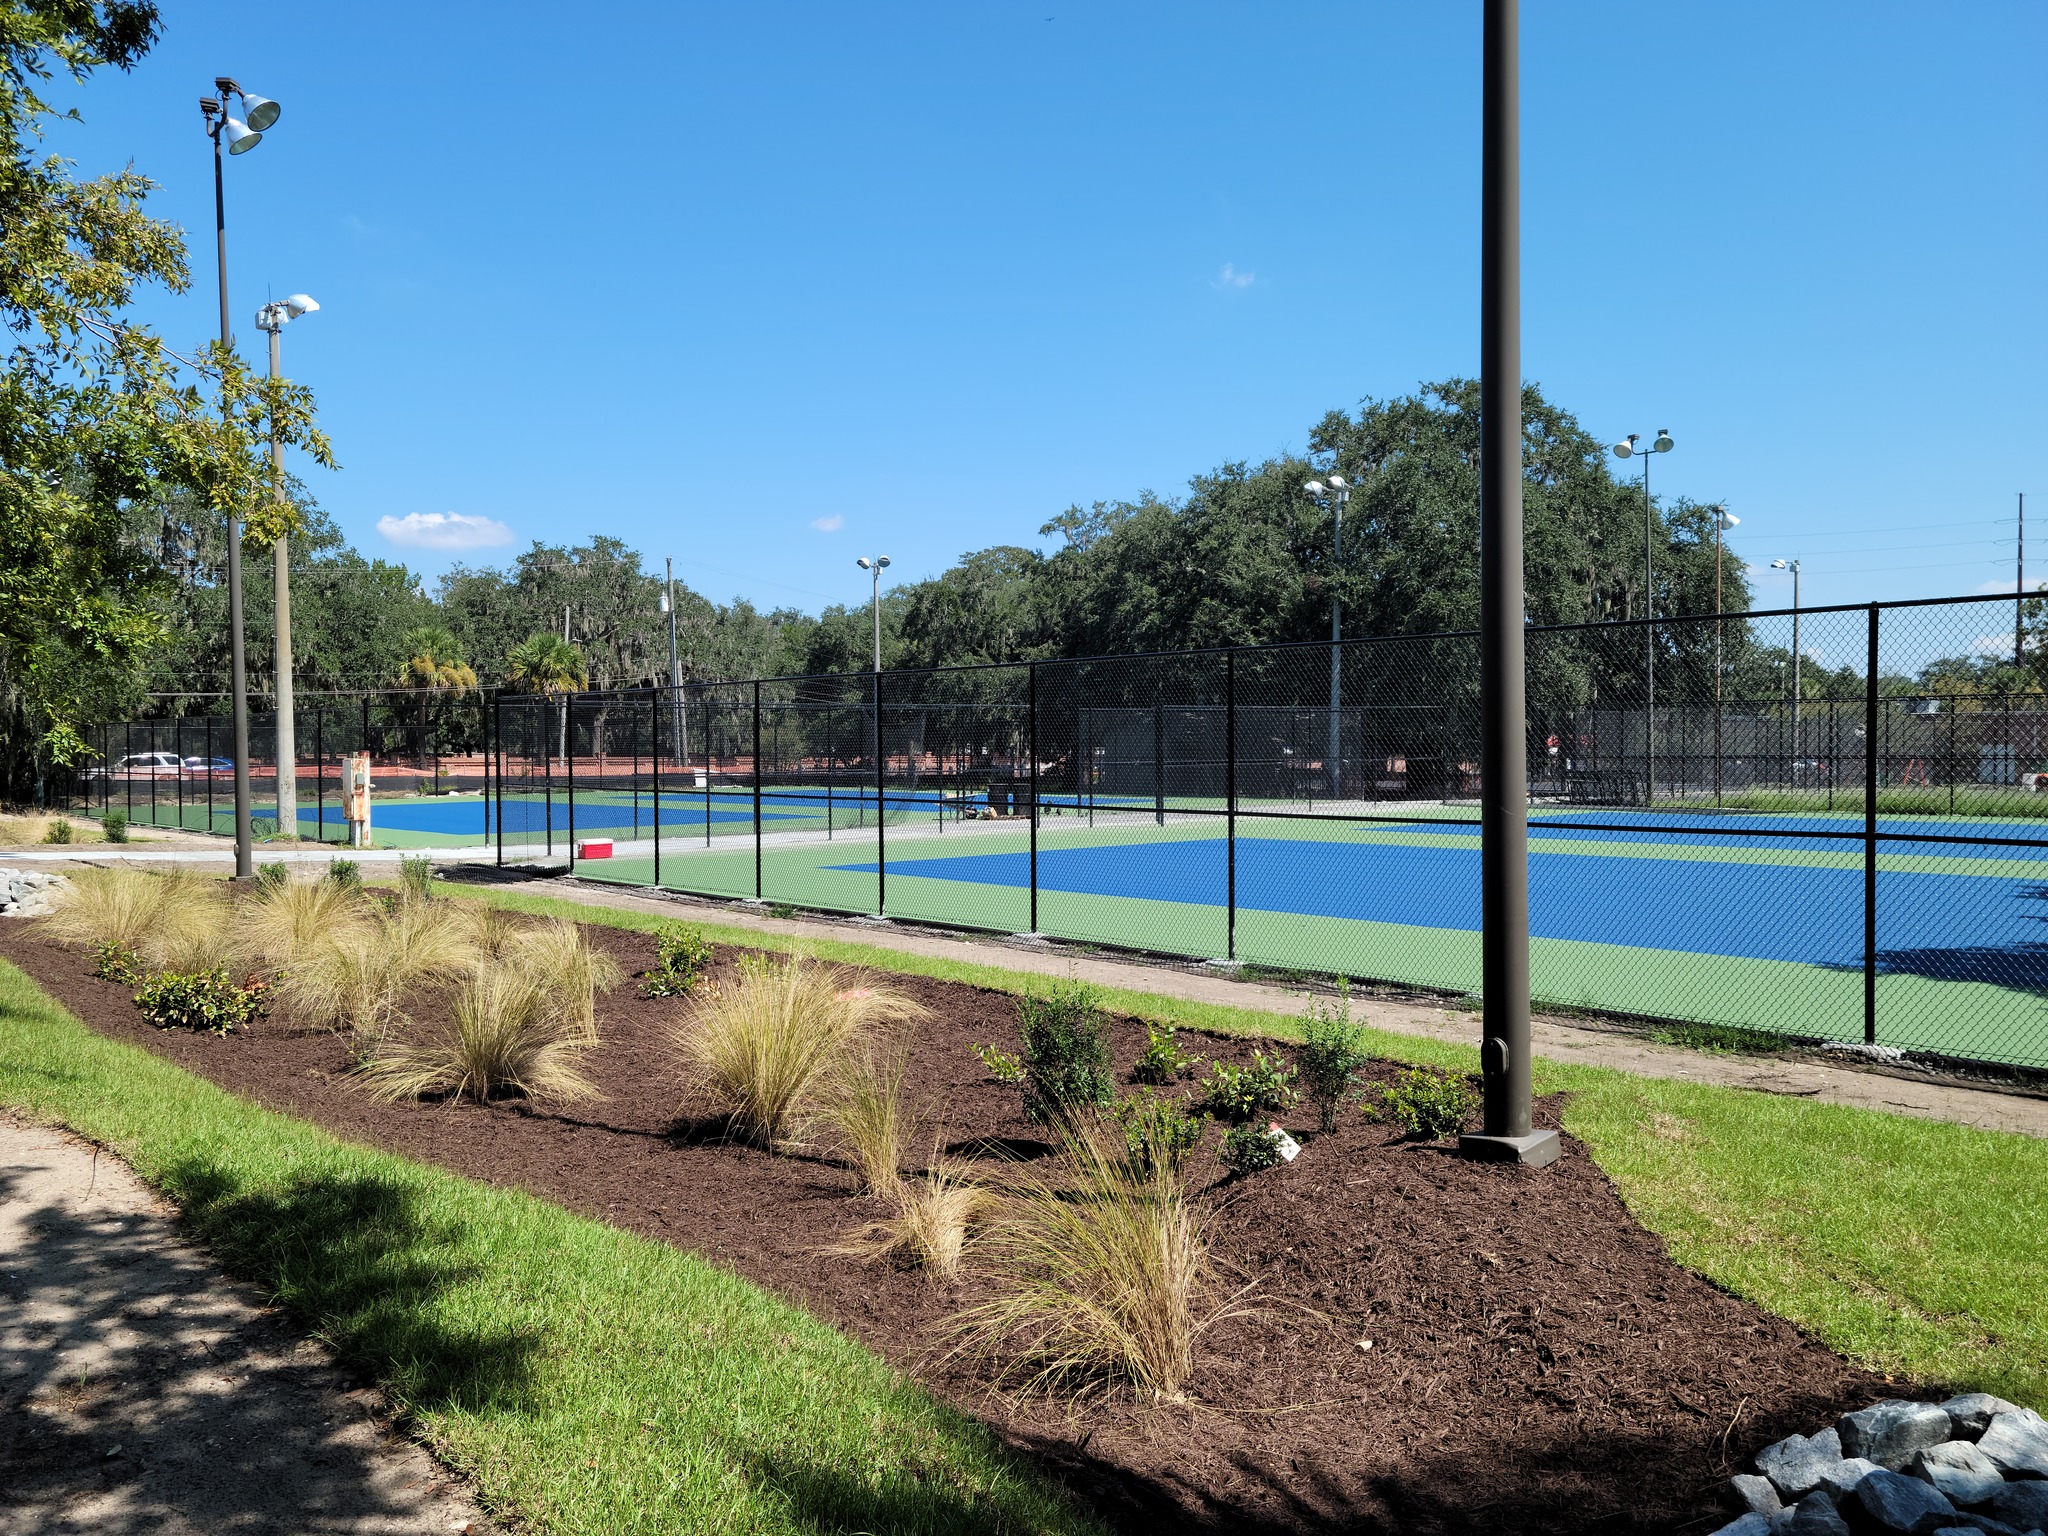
[395,626,480,770]
[507,632,587,773]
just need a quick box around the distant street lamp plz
[1712,506,1738,800]
[253,293,318,839]
[856,555,891,672]
[1612,429,1674,806]
[1771,558,1803,780]
[201,75,285,879]
[1303,475,1352,799]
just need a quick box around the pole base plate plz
[1456,1129,1562,1167]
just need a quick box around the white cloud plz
[811,513,844,533]
[376,511,514,551]
[1211,262,1256,290]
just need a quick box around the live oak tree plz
[0,0,332,797]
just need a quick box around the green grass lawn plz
[0,961,1103,1536]
[5,880,2043,1536]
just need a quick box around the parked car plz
[180,756,236,775]
[86,751,181,780]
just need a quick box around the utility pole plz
[666,557,684,761]
[1460,0,1559,1168]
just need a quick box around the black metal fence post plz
[1864,602,1880,1045]
[652,691,662,888]
[566,696,577,870]
[875,669,887,916]
[1226,647,1237,962]
[753,679,763,899]
[1028,661,1039,935]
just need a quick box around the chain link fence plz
[49,594,2048,1072]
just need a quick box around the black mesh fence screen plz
[59,594,2048,1072]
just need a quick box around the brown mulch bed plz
[0,917,1903,1535]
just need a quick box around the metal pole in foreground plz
[1461,0,1559,1168]
[211,119,254,878]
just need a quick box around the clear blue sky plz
[49,1,2047,620]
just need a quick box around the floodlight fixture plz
[1652,429,1674,453]
[1612,434,1638,459]
[1327,474,1348,489]
[241,92,281,131]
[285,293,318,317]
[1303,480,1326,496]
[223,116,262,153]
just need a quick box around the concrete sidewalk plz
[0,1113,492,1535]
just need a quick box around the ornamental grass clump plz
[831,1155,997,1282]
[242,869,370,972]
[514,917,623,1039]
[145,879,246,977]
[673,956,927,1149]
[39,866,176,955]
[949,1127,1234,1402]
[818,1035,914,1197]
[357,960,601,1105]
[279,899,479,1050]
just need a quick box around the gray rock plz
[1843,1401,1960,1470]
[1855,1468,1959,1533]
[1911,1441,2008,1507]
[1945,1395,2028,1439]
[1735,1474,1787,1515]
[1785,1492,1852,1535]
[1712,1515,1774,1536]
[1981,1414,2048,1479]
[1938,1515,2026,1536]
[1990,1484,2048,1532]
[1818,1458,1883,1498]
[1762,1428,1848,1497]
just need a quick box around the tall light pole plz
[1304,475,1351,800]
[200,77,282,879]
[1612,429,1674,807]
[1460,0,1558,1168]
[856,555,891,672]
[664,557,685,761]
[1772,558,1803,782]
[2018,493,2028,668]
[253,293,318,838]
[1712,506,1738,801]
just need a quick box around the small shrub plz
[101,809,129,844]
[251,816,278,839]
[92,943,143,984]
[1111,1089,1205,1178]
[1218,1121,1286,1177]
[255,860,290,893]
[398,855,435,903]
[643,921,713,997]
[41,817,71,844]
[358,962,599,1104]
[972,1042,1024,1083]
[767,902,798,920]
[1129,1020,1198,1086]
[1369,1067,1479,1140]
[672,957,928,1148]
[134,968,267,1034]
[1296,984,1371,1133]
[832,1158,997,1282]
[327,859,362,895]
[1016,980,1113,1125]
[1198,1052,1298,1123]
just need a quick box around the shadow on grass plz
[749,1451,1094,1536]
[158,1155,538,1414]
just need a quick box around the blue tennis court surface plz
[834,836,2048,977]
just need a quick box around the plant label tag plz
[1268,1123,1301,1162]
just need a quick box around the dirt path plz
[0,1112,492,1536]
[541,877,2048,1140]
